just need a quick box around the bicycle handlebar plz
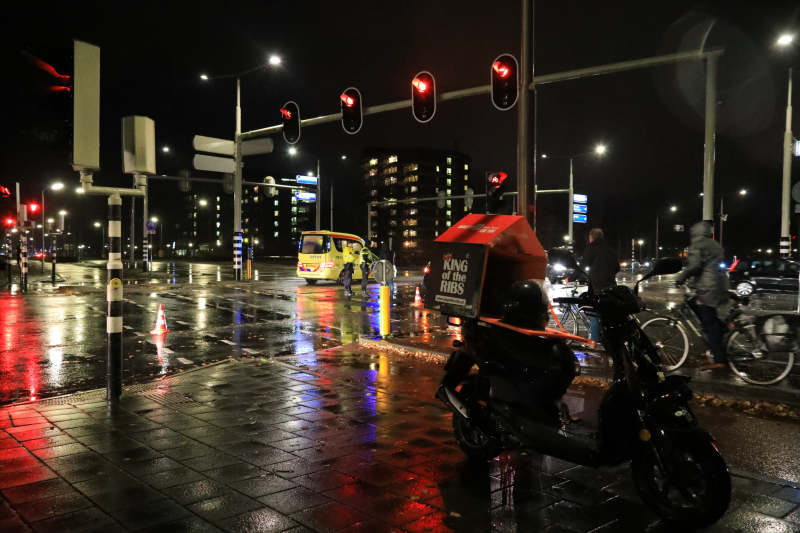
[553,297,582,305]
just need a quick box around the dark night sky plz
[2,0,800,260]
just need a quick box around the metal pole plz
[316,159,321,231]
[330,184,333,231]
[367,207,372,246]
[517,0,534,224]
[720,196,724,248]
[41,190,45,273]
[655,215,659,261]
[568,158,574,250]
[703,54,718,222]
[233,78,243,280]
[130,188,136,267]
[631,239,635,273]
[20,233,27,292]
[51,233,56,283]
[781,68,793,258]
[107,193,123,401]
[142,176,148,271]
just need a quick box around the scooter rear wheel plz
[631,437,730,528]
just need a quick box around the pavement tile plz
[384,476,442,502]
[14,491,93,522]
[238,448,298,467]
[0,447,32,462]
[204,462,267,484]
[536,500,618,532]
[292,445,352,463]
[323,480,394,509]
[294,470,358,492]
[257,487,332,515]
[139,516,223,532]
[74,473,143,496]
[0,466,58,489]
[89,437,147,455]
[291,501,368,533]
[488,506,554,532]
[54,418,102,430]
[491,485,559,512]
[707,507,799,533]
[269,458,328,479]
[63,424,116,438]
[103,446,164,465]
[337,520,406,533]
[216,507,298,533]
[318,454,379,474]
[30,442,89,460]
[733,490,799,519]
[176,426,226,439]
[351,463,416,487]
[160,479,232,505]
[6,424,56,438]
[543,480,616,507]
[31,506,115,533]
[2,477,75,505]
[58,459,123,483]
[186,492,263,521]
[0,455,42,473]
[117,456,184,477]
[194,433,247,447]
[269,436,318,452]
[44,451,105,471]
[180,452,242,472]
[139,467,207,489]
[112,498,193,531]
[377,450,434,470]
[89,485,166,513]
[127,428,182,442]
[341,441,402,459]
[228,473,297,497]
[557,465,622,490]
[732,475,784,497]
[21,435,77,450]
[162,418,212,431]
[359,495,436,526]
[146,436,198,451]
[161,443,216,460]
[775,487,800,504]
[11,417,49,427]
[418,446,466,465]
[44,413,91,423]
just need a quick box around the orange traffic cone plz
[150,304,170,334]
[152,332,167,363]
[414,287,423,307]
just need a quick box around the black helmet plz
[502,280,549,330]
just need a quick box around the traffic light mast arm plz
[240,48,722,141]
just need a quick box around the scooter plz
[435,254,731,527]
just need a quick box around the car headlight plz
[554,264,566,272]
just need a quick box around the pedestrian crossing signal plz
[340,87,362,134]
[281,101,301,144]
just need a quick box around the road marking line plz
[123,326,132,330]
[175,320,190,325]
[177,357,193,364]
[220,340,236,345]
[205,333,218,338]
[133,332,145,336]
[242,348,260,354]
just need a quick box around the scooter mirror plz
[639,257,684,284]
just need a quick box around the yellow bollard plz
[379,284,390,337]
[247,259,251,280]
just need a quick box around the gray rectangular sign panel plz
[193,154,235,173]
[193,135,234,156]
[241,138,274,156]
[72,40,101,171]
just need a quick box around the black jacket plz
[580,238,620,291]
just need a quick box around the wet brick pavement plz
[3,358,800,532]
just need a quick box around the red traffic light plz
[5,218,14,226]
[490,172,508,186]
[280,108,292,119]
[0,186,10,198]
[412,78,428,93]
[340,94,355,107]
[28,203,39,213]
[492,61,510,78]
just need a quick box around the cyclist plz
[568,228,620,343]
[675,221,729,371]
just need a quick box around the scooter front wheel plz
[452,415,501,461]
[631,436,730,528]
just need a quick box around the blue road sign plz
[573,194,588,203]
[295,191,317,202]
[573,214,588,223]
[296,175,318,185]
[573,204,587,214]
[145,221,157,231]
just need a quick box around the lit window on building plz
[369,169,377,176]
[406,164,418,172]
[217,196,220,201]
[404,241,417,248]
[291,217,297,224]
[292,196,297,204]
[254,197,258,203]
[464,185,468,190]
[410,209,417,215]
[447,221,452,227]
[447,190,451,196]
[464,175,468,181]
[274,200,279,206]
[465,206,469,212]
[436,166,440,172]
[216,205,220,211]
[216,222,220,228]
[274,221,279,227]
[388,155,398,163]
[447,179,452,186]
[464,164,469,170]
[447,157,452,164]
[446,168,452,175]
[274,210,279,216]
[216,231,220,236]
[274,231,279,237]
[410,186,418,192]
[369,158,378,166]
[446,210,451,217]
[371,190,377,196]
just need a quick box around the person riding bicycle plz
[675,221,729,371]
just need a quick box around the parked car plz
[619,260,641,272]
[729,258,799,296]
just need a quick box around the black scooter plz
[436,255,731,527]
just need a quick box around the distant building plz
[171,183,232,258]
[241,177,315,257]
[362,147,473,263]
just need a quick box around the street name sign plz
[573,214,587,223]
[193,136,273,157]
[573,204,587,214]
[573,194,588,203]
[295,191,316,202]
[193,154,235,173]
[296,175,318,186]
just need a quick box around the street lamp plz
[637,240,644,262]
[200,54,282,280]
[540,144,607,249]
[41,182,64,272]
[94,222,105,257]
[656,205,679,261]
[777,34,795,257]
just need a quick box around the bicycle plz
[641,292,796,385]
[548,283,592,340]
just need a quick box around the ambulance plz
[296,231,378,284]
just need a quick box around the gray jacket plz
[676,222,729,307]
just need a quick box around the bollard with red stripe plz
[150,304,170,334]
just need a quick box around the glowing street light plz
[778,35,794,46]
[289,147,297,155]
[162,147,169,153]
[51,183,64,190]
[596,145,606,154]
[740,189,747,195]
[200,74,208,80]
[670,206,677,212]
[94,222,101,227]
[268,55,281,65]
[199,200,207,206]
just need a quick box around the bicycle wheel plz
[573,308,592,340]
[549,305,578,335]
[727,331,795,385]
[640,317,690,371]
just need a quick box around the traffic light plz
[411,71,436,123]
[28,203,40,216]
[486,172,510,214]
[340,87,362,134]
[281,101,301,144]
[491,54,519,110]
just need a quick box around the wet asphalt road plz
[4,261,800,487]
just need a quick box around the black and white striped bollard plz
[233,232,243,281]
[51,234,57,284]
[21,234,27,292]
[107,193,124,401]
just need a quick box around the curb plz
[357,336,452,359]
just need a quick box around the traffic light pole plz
[568,159,574,250]
[781,68,793,258]
[517,0,534,228]
[316,159,321,231]
[142,179,148,272]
